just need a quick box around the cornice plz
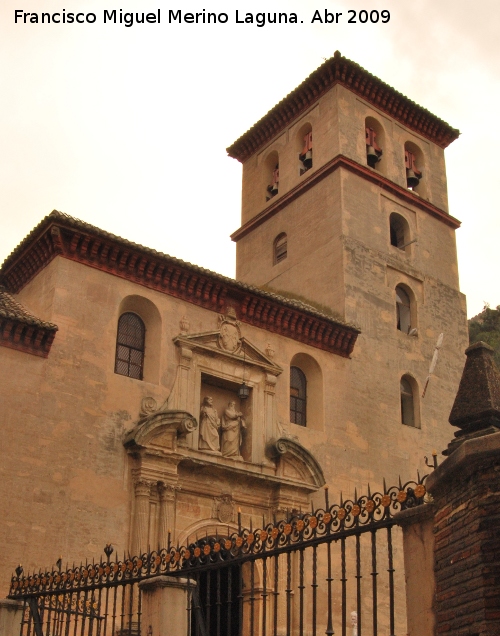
[227,51,459,162]
[0,212,359,358]
[231,154,461,242]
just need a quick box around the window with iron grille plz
[274,233,287,265]
[115,312,145,380]
[290,366,307,426]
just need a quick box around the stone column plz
[132,479,153,555]
[139,576,194,636]
[394,503,435,636]
[0,599,23,636]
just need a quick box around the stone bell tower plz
[228,51,469,458]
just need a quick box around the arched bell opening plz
[365,116,386,174]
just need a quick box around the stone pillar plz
[425,342,500,636]
[0,599,24,636]
[394,504,435,636]
[426,432,500,636]
[139,576,194,636]
[132,479,153,555]
[158,484,176,548]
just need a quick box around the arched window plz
[290,366,307,426]
[396,286,412,334]
[389,213,410,250]
[274,233,287,265]
[400,376,416,426]
[115,312,145,379]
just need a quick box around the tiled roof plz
[0,286,57,329]
[227,51,460,162]
[0,286,58,357]
[0,211,359,357]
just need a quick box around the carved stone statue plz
[221,401,246,458]
[198,397,221,453]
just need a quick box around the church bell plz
[301,150,313,169]
[366,145,380,168]
[406,169,420,189]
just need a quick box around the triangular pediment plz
[173,332,282,375]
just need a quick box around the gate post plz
[394,504,436,636]
[0,599,24,636]
[426,342,500,635]
[139,576,194,636]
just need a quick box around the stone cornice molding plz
[231,154,460,244]
[227,51,459,162]
[0,211,359,358]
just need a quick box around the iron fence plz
[9,475,427,636]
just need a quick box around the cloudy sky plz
[0,0,498,318]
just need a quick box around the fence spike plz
[354,487,358,503]
[367,483,372,498]
[399,475,403,490]
[383,477,387,494]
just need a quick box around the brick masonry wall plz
[432,455,500,635]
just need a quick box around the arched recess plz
[289,353,324,430]
[404,141,427,197]
[365,116,386,174]
[117,295,162,383]
[264,150,280,201]
[296,121,313,175]
[389,212,411,251]
[395,284,417,335]
[400,374,421,428]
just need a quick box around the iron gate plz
[9,475,427,636]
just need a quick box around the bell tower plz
[228,51,469,441]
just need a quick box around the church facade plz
[0,52,468,599]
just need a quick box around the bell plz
[406,169,420,189]
[302,150,313,169]
[268,183,278,196]
[366,145,380,168]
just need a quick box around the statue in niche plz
[221,401,246,459]
[199,396,221,453]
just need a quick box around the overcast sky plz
[1,0,498,318]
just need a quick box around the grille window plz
[290,366,307,426]
[115,312,145,380]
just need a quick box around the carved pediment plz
[173,332,282,375]
[268,438,326,489]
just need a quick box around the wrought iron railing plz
[9,475,427,636]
